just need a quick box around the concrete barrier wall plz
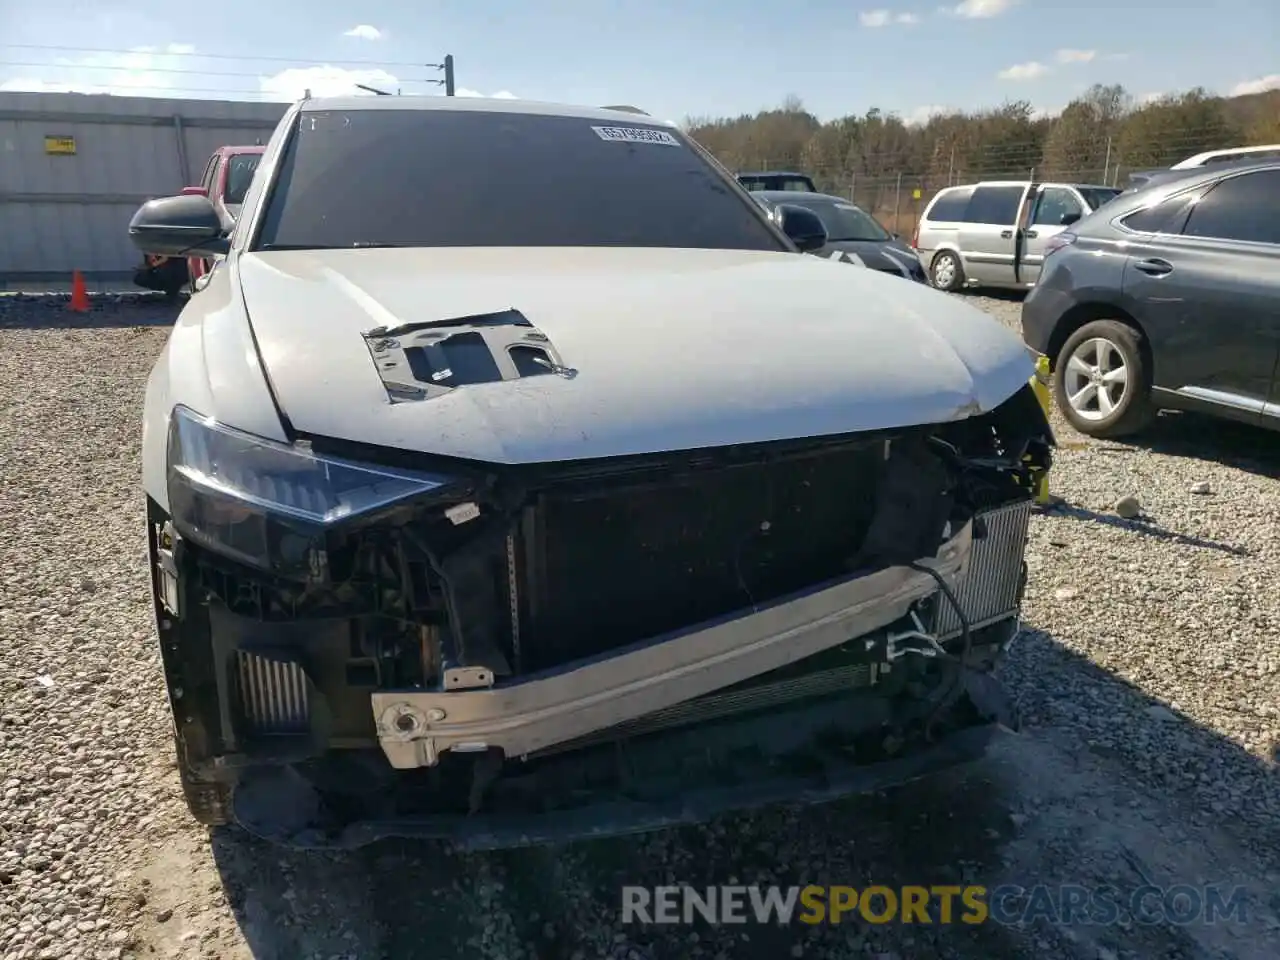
[0,91,290,290]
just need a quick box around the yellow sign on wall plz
[44,136,76,155]
[912,188,922,200]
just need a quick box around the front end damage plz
[148,385,1052,850]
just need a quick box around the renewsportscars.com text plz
[621,884,1249,927]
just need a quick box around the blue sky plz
[1,0,1276,123]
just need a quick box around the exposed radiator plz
[235,650,310,735]
[931,499,1031,639]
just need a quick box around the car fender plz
[141,258,287,510]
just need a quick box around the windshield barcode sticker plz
[591,125,680,146]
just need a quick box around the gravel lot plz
[2,290,1279,960]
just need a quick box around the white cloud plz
[1055,48,1096,64]
[259,65,400,99]
[1137,91,1166,105]
[343,24,384,41]
[456,88,518,99]
[0,44,199,97]
[903,104,953,125]
[860,9,920,26]
[1230,74,1280,96]
[997,61,1049,81]
[944,0,1017,19]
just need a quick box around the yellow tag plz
[911,188,922,200]
[45,136,76,155]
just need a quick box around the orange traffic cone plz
[68,271,90,312]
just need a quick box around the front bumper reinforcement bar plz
[371,520,974,768]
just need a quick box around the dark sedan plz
[752,191,929,282]
[1021,161,1280,438]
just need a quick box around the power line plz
[0,42,431,68]
[0,59,434,83]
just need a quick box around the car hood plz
[233,246,1032,464]
[816,239,924,278]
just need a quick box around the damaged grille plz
[930,499,1031,638]
[235,650,310,735]
[516,442,888,670]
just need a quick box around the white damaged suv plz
[129,96,1053,850]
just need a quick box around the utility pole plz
[444,54,455,96]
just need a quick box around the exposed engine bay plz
[148,383,1051,848]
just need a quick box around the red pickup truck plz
[132,144,264,297]
[183,144,265,288]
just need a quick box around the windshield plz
[224,153,262,205]
[1076,187,1122,211]
[255,110,786,252]
[741,175,814,192]
[792,198,890,241]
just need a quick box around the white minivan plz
[913,180,1120,291]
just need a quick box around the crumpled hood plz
[234,246,1032,464]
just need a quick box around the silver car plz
[914,180,1120,292]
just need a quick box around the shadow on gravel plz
[958,288,1026,303]
[206,758,1034,960]
[0,295,183,330]
[1120,410,1280,481]
[1048,503,1249,556]
[192,623,1280,960]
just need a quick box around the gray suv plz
[914,180,1121,292]
[1021,161,1280,438]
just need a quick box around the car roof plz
[1128,155,1279,188]
[753,190,860,205]
[297,95,679,127]
[960,180,1116,191]
[1085,159,1280,225]
[218,145,265,155]
[1171,143,1280,169]
[737,170,812,177]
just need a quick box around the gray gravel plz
[2,291,1279,960]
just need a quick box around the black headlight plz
[166,405,455,581]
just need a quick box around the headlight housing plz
[166,405,454,581]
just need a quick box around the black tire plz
[930,250,965,292]
[1053,319,1156,438]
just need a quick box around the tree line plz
[685,84,1280,217]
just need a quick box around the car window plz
[257,110,787,252]
[199,156,219,192]
[1119,193,1196,234]
[792,199,890,241]
[924,188,973,222]
[1032,187,1084,227]
[1180,170,1280,245]
[1075,187,1121,211]
[965,186,1025,225]
[223,153,262,205]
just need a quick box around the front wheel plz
[930,251,965,292]
[1053,319,1155,438]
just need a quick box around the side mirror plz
[128,194,229,258]
[181,185,209,197]
[1060,211,1082,226]
[776,204,828,253]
